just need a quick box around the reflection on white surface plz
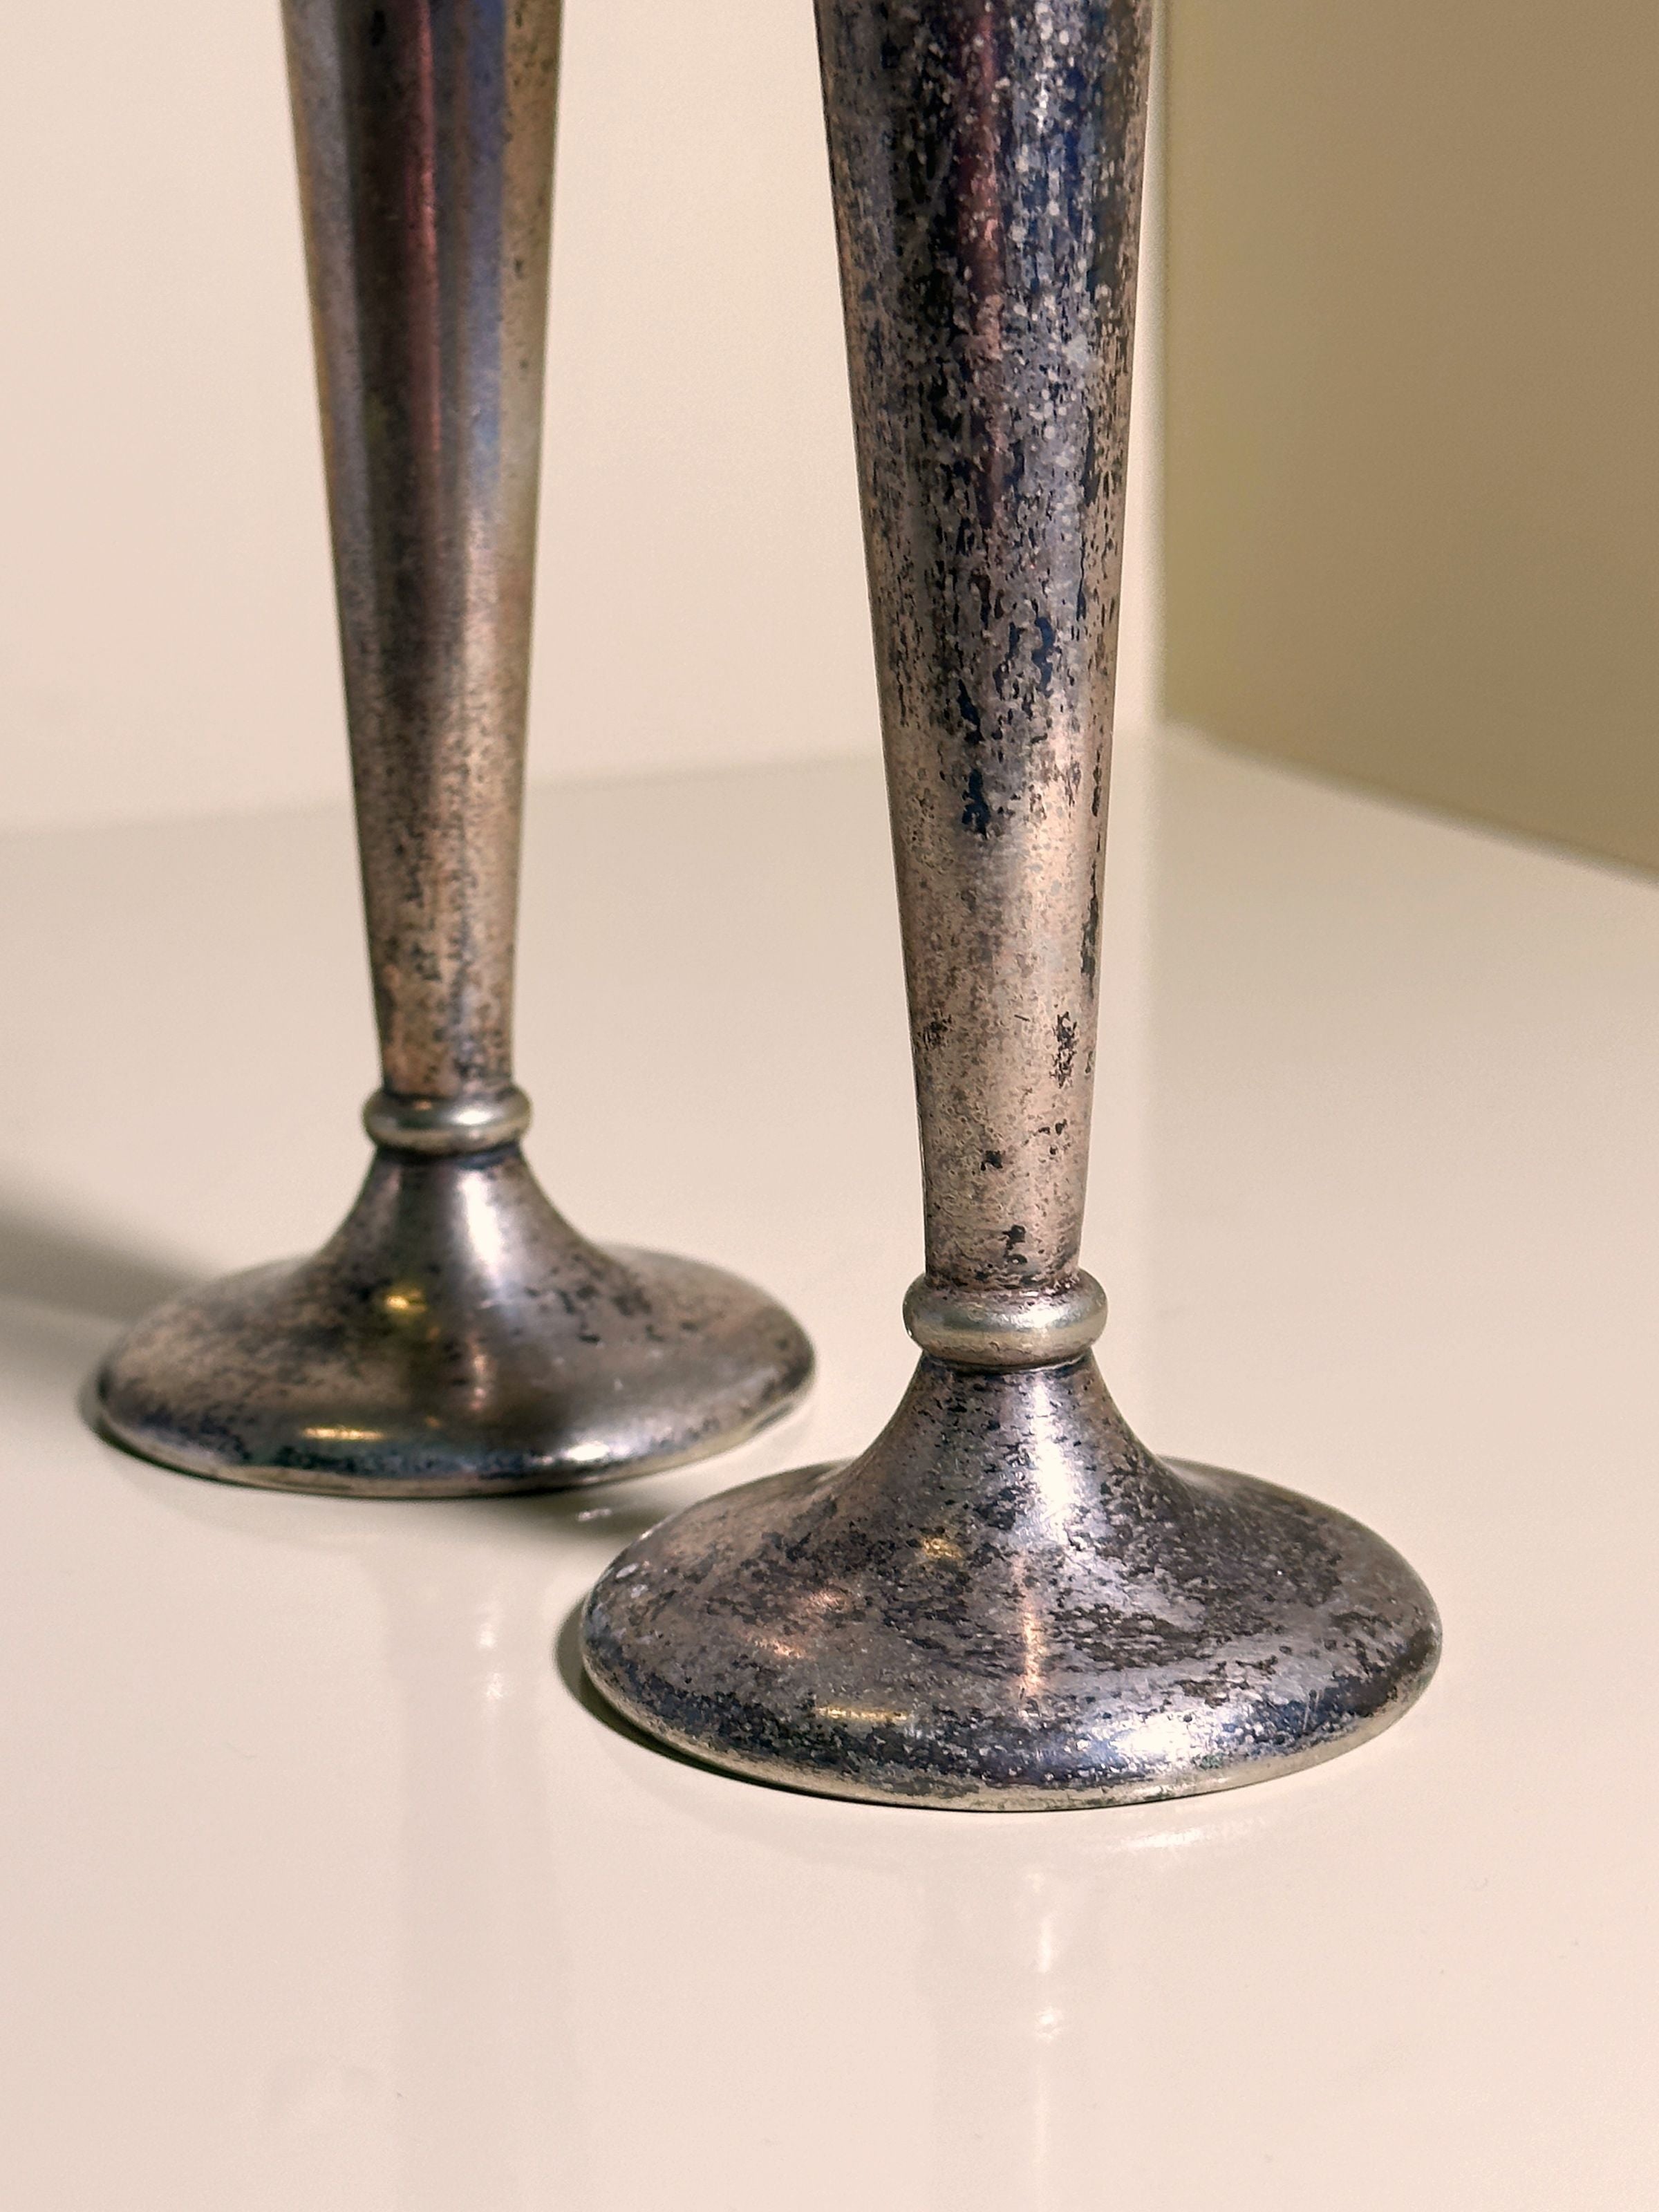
[0,749,1656,2206]
[380,1547,578,2209]
[921,1857,1098,2212]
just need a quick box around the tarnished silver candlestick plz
[95,0,812,1497]
[582,0,1438,1806]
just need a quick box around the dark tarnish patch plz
[1053,1011,1079,1085]
[962,767,992,837]
[1080,878,1100,983]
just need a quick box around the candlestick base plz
[95,1145,813,1497]
[581,1353,1439,1809]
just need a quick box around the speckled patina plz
[838,0,1147,1314]
[581,0,1439,1804]
[98,1148,812,1498]
[583,1357,1439,1809]
[93,0,812,1494]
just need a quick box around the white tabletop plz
[1,735,1651,2209]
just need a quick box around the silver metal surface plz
[95,0,812,1495]
[582,0,1439,1804]
[583,1361,1440,1810]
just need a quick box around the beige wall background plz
[15,2,1649,868]
[1,1,1159,832]
[1164,2,1659,872]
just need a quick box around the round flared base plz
[581,1354,1440,1810]
[95,1145,813,1497]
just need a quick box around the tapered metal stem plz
[287,0,554,1137]
[93,0,812,1495]
[825,0,1147,1362]
[582,0,1439,1805]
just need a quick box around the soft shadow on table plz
[554,1603,659,1744]
[0,1199,200,1323]
[552,1599,787,1785]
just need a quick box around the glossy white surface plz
[0,739,1652,2208]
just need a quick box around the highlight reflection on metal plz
[94,0,812,1497]
[581,0,1439,1804]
